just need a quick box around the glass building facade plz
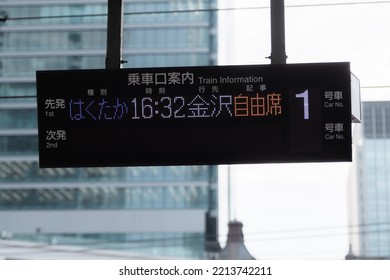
[0,0,218,259]
[348,101,390,258]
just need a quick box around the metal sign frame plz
[36,62,352,168]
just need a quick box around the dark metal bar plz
[105,0,124,69]
[270,0,287,64]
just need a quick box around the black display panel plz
[36,62,352,168]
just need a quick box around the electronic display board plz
[36,62,352,168]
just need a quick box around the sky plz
[217,0,390,259]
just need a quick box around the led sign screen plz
[36,62,352,167]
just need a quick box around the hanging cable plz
[2,1,390,22]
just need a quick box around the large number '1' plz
[295,90,309,120]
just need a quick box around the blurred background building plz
[347,101,390,259]
[0,0,219,259]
